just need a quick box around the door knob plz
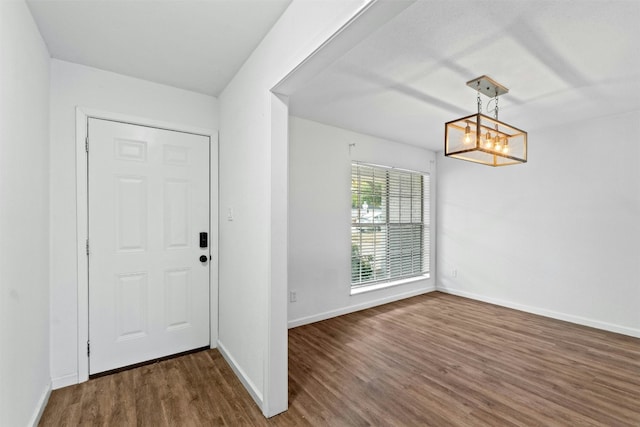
[199,255,208,263]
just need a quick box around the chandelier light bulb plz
[464,123,472,144]
[502,141,509,154]
[494,135,504,151]
[484,131,493,148]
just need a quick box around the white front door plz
[88,118,210,375]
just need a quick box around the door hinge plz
[86,239,90,256]
[87,340,90,357]
[85,136,89,153]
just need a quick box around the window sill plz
[350,273,431,296]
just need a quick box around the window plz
[351,162,429,289]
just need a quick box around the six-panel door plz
[88,118,210,374]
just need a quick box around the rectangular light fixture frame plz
[445,112,527,167]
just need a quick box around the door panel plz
[115,272,148,340]
[88,118,210,375]
[164,179,190,249]
[116,175,147,252]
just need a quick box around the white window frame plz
[351,162,430,292]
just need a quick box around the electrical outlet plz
[289,290,297,303]
[451,269,457,278]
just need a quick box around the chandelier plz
[445,76,527,166]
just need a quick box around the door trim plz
[75,107,219,383]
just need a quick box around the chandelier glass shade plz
[445,76,527,167]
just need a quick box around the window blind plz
[351,162,430,287]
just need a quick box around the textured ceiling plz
[289,0,640,151]
[27,0,292,96]
[25,0,640,150]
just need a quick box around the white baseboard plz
[28,382,51,427]
[288,285,436,329]
[217,340,263,409]
[438,287,640,339]
[52,373,78,390]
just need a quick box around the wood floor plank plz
[40,292,640,426]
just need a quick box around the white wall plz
[437,111,640,337]
[217,0,373,416]
[0,2,51,425]
[288,117,436,326]
[49,59,219,387]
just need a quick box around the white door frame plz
[75,107,219,382]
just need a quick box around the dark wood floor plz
[40,292,640,426]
